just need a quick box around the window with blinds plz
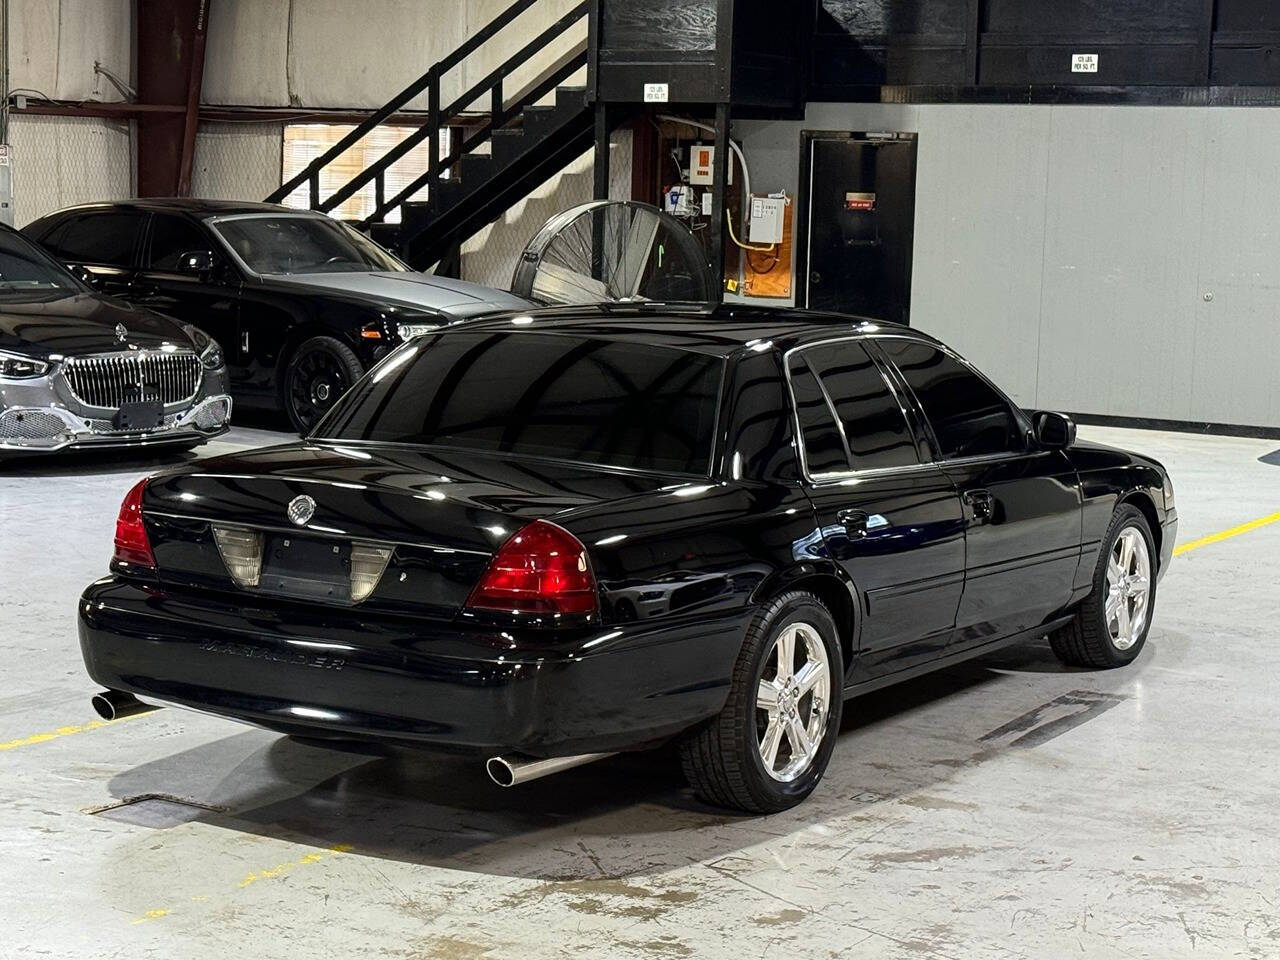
[280,124,452,225]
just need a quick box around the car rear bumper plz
[78,577,749,757]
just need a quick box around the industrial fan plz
[511,200,713,305]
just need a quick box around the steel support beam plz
[706,102,731,303]
[135,0,209,197]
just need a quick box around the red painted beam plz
[135,0,209,197]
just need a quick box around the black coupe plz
[79,306,1176,812]
[23,200,532,433]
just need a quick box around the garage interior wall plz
[8,0,135,225]
[734,102,1280,429]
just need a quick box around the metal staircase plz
[266,0,593,272]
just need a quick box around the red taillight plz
[466,520,597,617]
[113,478,155,569]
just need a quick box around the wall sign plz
[643,83,669,103]
[1072,54,1099,73]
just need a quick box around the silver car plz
[0,225,231,457]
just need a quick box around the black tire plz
[282,336,364,435]
[1050,504,1157,668]
[679,591,844,813]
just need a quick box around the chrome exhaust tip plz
[91,690,157,721]
[485,751,614,788]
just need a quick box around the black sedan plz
[23,200,532,432]
[0,225,230,457]
[78,306,1176,813]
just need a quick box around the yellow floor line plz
[131,843,355,924]
[0,710,147,752]
[1173,510,1280,557]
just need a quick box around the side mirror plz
[1034,411,1077,449]
[179,250,216,277]
[70,264,99,288]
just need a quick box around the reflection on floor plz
[2,425,1277,959]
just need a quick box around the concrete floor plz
[2,425,1278,959]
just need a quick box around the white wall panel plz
[1189,109,1280,427]
[284,0,467,109]
[11,116,133,226]
[203,0,291,106]
[191,123,285,201]
[10,0,132,102]
[912,104,1050,406]
[1035,107,1206,421]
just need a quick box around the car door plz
[872,337,1082,646]
[41,210,146,296]
[788,339,966,678]
[136,213,246,385]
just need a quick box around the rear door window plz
[786,356,851,476]
[318,332,724,476]
[46,212,146,267]
[878,339,1026,460]
[801,341,919,471]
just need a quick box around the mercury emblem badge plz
[287,494,316,526]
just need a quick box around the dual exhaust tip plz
[91,690,607,787]
[91,690,157,721]
[485,751,613,787]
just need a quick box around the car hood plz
[0,292,191,360]
[260,271,534,318]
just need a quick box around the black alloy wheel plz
[283,336,364,434]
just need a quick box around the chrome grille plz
[64,352,201,409]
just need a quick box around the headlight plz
[0,350,48,379]
[396,321,440,341]
[182,324,225,371]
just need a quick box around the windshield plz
[316,331,724,475]
[0,229,82,300]
[210,215,407,275]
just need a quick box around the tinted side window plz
[787,357,849,476]
[803,342,919,470]
[49,212,145,267]
[879,340,1025,459]
[148,215,213,271]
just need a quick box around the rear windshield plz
[316,332,724,475]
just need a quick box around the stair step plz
[458,154,496,186]
[520,105,562,135]
[490,128,528,164]
[555,86,587,110]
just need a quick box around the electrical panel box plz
[0,146,14,228]
[663,184,697,218]
[748,194,786,245]
[689,144,715,185]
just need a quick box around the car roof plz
[445,303,946,357]
[30,199,314,221]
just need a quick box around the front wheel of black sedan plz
[1049,504,1157,669]
[679,592,843,814]
[283,336,364,434]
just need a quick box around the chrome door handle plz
[964,490,994,522]
[837,508,869,536]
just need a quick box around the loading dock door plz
[802,134,918,324]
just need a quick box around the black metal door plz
[802,135,918,323]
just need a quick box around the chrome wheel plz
[1106,527,1151,651]
[755,622,831,782]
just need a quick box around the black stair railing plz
[267,0,589,226]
